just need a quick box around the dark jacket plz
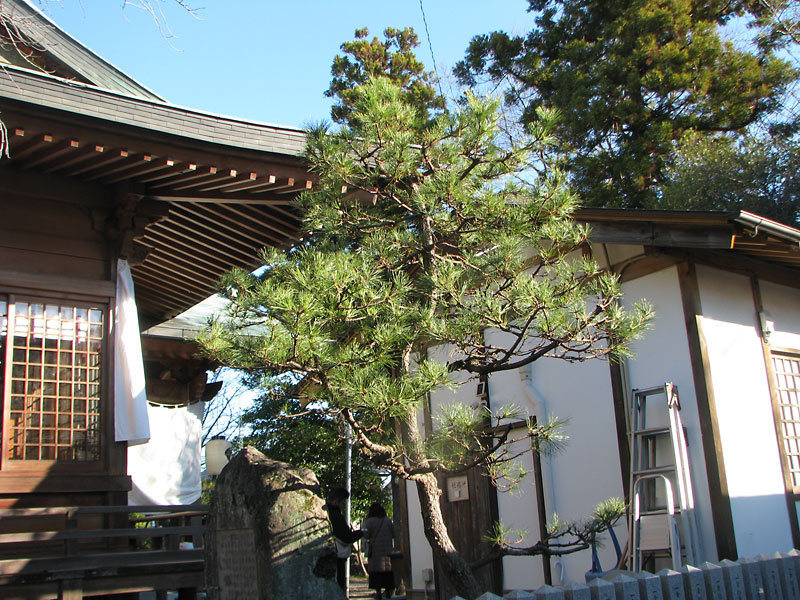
[328,505,363,545]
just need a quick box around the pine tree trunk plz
[400,355,484,599]
[414,472,484,600]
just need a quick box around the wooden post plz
[65,511,78,558]
[58,578,83,600]
[177,587,197,600]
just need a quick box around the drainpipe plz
[530,415,552,585]
[345,422,353,596]
[518,365,565,585]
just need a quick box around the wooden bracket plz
[107,187,169,261]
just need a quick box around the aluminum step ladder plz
[627,383,701,571]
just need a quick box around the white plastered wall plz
[402,256,800,593]
[493,352,622,588]
[695,265,795,557]
[760,279,800,351]
[760,278,800,534]
[618,265,717,563]
[406,313,627,590]
[492,433,542,589]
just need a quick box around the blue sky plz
[43,0,535,129]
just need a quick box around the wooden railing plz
[0,504,207,600]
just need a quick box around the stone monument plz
[205,446,344,599]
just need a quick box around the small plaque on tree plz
[447,475,469,502]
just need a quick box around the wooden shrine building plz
[0,1,309,595]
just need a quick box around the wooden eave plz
[0,66,312,326]
[141,336,210,364]
[577,208,800,278]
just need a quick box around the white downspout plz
[518,365,565,585]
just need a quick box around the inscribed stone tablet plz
[788,549,800,576]
[587,577,615,600]
[699,562,726,600]
[720,559,747,600]
[563,581,592,600]
[681,565,707,600]
[656,569,686,600]
[505,590,536,600]
[635,571,665,600]
[740,557,767,600]
[609,573,639,600]
[533,584,565,600]
[217,528,259,600]
[777,553,800,600]
[755,555,784,600]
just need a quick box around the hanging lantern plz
[205,437,232,476]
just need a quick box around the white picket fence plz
[450,551,800,600]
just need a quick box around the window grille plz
[1,297,104,462]
[773,352,800,491]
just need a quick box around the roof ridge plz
[9,0,164,100]
[1,61,307,136]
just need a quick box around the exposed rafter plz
[0,65,312,326]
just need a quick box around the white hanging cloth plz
[114,258,150,445]
[128,401,204,505]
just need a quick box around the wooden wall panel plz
[0,193,111,282]
[435,467,502,598]
[1,180,122,506]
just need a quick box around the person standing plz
[363,502,395,600]
[326,487,364,592]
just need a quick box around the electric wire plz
[418,0,445,99]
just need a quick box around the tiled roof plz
[7,0,162,100]
[0,65,307,156]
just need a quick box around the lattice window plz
[773,352,800,491]
[1,297,105,462]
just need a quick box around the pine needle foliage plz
[456,0,798,208]
[199,78,650,599]
[325,27,445,126]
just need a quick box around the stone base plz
[205,447,344,599]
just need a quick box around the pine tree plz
[325,27,445,126]
[200,78,650,599]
